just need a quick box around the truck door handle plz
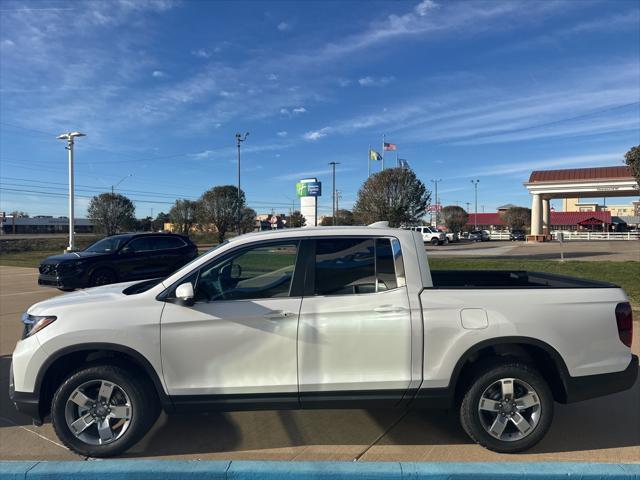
[263,311,291,319]
[374,306,406,313]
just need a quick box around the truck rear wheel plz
[51,364,159,457]
[430,237,439,246]
[459,361,553,453]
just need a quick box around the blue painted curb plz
[0,461,639,480]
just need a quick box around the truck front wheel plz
[430,237,439,246]
[459,361,553,453]
[51,364,160,457]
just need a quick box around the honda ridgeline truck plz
[10,224,637,457]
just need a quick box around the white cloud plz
[303,127,330,141]
[152,70,166,78]
[277,21,291,31]
[277,131,288,137]
[1,39,15,47]
[292,106,307,114]
[191,48,211,58]
[358,76,395,87]
[338,78,352,87]
[415,0,438,16]
[280,108,290,115]
[267,73,278,81]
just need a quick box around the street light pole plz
[235,132,249,235]
[431,179,442,227]
[328,161,340,225]
[57,132,86,252]
[471,179,480,229]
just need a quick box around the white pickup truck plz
[10,224,637,457]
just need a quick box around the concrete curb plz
[1,461,639,480]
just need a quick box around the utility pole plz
[336,190,342,215]
[112,174,132,194]
[431,179,442,227]
[328,161,340,225]
[56,131,86,252]
[235,132,249,235]
[465,202,471,212]
[471,179,480,229]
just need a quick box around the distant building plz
[466,210,618,232]
[1,216,95,234]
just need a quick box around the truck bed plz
[430,270,618,289]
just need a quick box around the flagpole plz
[381,134,385,170]
[368,145,371,178]
[396,150,399,167]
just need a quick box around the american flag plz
[383,142,397,151]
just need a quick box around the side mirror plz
[175,282,195,306]
[120,246,132,254]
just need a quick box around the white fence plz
[486,231,639,241]
[550,231,640,241]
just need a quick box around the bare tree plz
[169,199,199,234]
[500,207,531,231]
[87,193,136,236]
[353,168,430,227]
[441,206,468,233]
[198,185,245,243]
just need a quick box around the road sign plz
[296,181,322,197]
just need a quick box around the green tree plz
[169,199,199,234]
[287,210,306,228]
[239,207,257,234]
[624,145,640,187]
[500,207,531,231]
[152,212,170,231]
[87,192,136,236]
[353,168,430,227]
[441,206,468,233]
[198,185,246,243]
[321,209,355,226]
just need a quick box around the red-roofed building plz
[466,211,612,232]
[524,165,638,238]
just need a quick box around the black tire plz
[459,360,553,453]
[51,364,160,457]
[430,237,439,246]
[89,268,117,287]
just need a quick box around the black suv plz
[38,233,198,290]
[509,229,526,241]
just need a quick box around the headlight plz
[21,313,57,339]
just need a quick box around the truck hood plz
[28,281,140,314]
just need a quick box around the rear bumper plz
[563,354,638,403]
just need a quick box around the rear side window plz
[314,237,404,296]
[153,236,187,249]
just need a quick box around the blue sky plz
[1,0,639,218]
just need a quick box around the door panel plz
[298,237,412,403]
[160,240,302,396]
[298,287,412,394]
[160,297,301,395]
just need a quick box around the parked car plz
[510,230,526,241]
[12,224,637,457]
[38,233,198,290]
[439,229,459,243]
[405,225,446,245]
[469,230,490,242]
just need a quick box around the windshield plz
[85,236,130,253]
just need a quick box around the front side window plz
[314,237,404,296]
[127,237,153,252]
[85,236,130,253]
[194,241,299,301]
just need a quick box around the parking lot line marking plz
[0,416,70,451]
[0,290,54,297]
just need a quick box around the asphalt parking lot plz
[0,265,638,462]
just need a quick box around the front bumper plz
[564,354,638,403]
[9,361,43,425]
[38,273,84,290]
